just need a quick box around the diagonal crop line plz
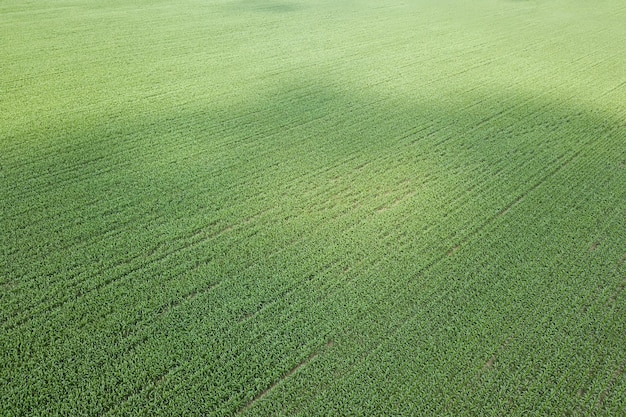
[596,362,626,411]
[446,148,582,257]
[297,129,618,413]
[99,364,181,417]
[236,340,335,415]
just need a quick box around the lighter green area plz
[1,0,625,415]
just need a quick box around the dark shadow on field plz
[4,78,623,252]
[4,68,624,274]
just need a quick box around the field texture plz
[1,0,625,415]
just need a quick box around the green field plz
[1,0,625,415]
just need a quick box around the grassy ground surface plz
[1,0,625,415]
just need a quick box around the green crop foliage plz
[1,0,625,415]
